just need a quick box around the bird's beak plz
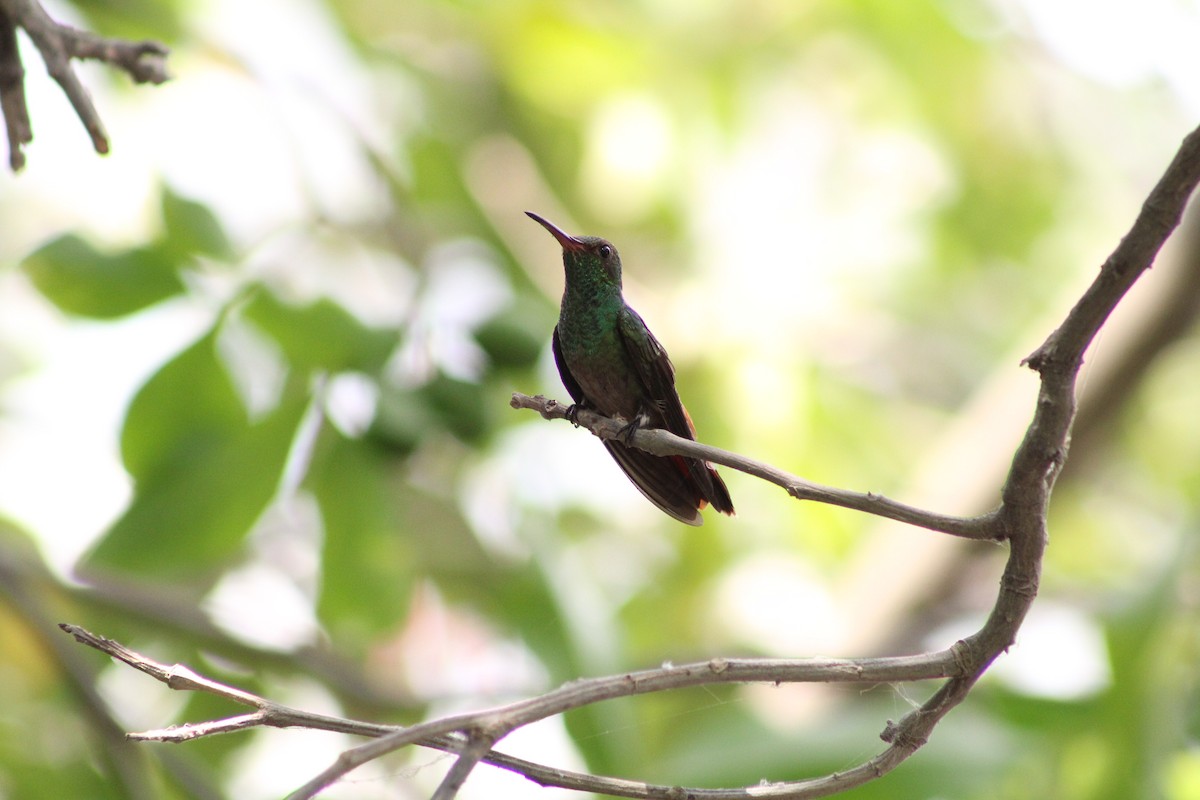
[526,211,586,252]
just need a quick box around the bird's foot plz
[617,413,647,446]
[564,404,581,426]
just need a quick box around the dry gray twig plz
[61,622,960,799]
[0,0,168,170]
[510,392,1000,540]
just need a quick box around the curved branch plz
[496,123,1200,799]
[509,392,1001,540]
[63,622,965,800]
[62,122,1200,799]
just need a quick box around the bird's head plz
[526,211,622,289]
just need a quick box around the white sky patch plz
[0,0,394,254]
[216,313,289,418]
[470,404,656,523]
[391,240,512,383]
[693,82,954,353]
[243,230,419,328]
[929,602,1112,701]
[992,602,1112,700]
[0,281,211,573]
[206,560,321,650]
[324,371,380,438]
[224,680,392,800]
[179,0,392,239]
[97,651,189,732]
[582,93,674,222]
[1020,0,1200,110]
[712,552,843,655]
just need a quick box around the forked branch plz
[0,0,169,170]
[62,622,965,799]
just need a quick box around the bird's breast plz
[558,312,644,420]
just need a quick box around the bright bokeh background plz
[1,1,1199,798]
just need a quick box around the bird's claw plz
[564,404,581,426]
[617,414,645,446]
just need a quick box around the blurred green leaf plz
[419,371,491,444]
[0,758,136,800]
[368,386,435,456]
[70,0,187,42]
[408,134,479,210]
[85,376,308,577]
[307,428,412,641]
[473,294,552,371]
[120,330,246,481]
[86,411,305,576]
[362,371,493,456]
[243,289,397,374]
[22,235,185,319]
[161,186,235,262]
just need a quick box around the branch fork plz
[62,123,1200,798]
[0,0,169,170]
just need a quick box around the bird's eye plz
[599,245,613,259]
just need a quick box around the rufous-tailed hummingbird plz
[526,211,734,525]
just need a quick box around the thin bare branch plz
[431,732,497,800]
[510,392,1001,540]
[64,621,965,799]
[64,571,419,709]
[0,8,30,170]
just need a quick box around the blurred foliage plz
[0,1,1198,799]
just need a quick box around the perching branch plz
[63,122,1200,799]
[0,0,168,170]
[509,392,1001,540]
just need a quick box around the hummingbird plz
[526,211,734,526]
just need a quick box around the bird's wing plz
[602,440,703,526]
[552,325,586,405]
[615,307,694,439]
[557,321,704,524]
[616,307,736,517]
